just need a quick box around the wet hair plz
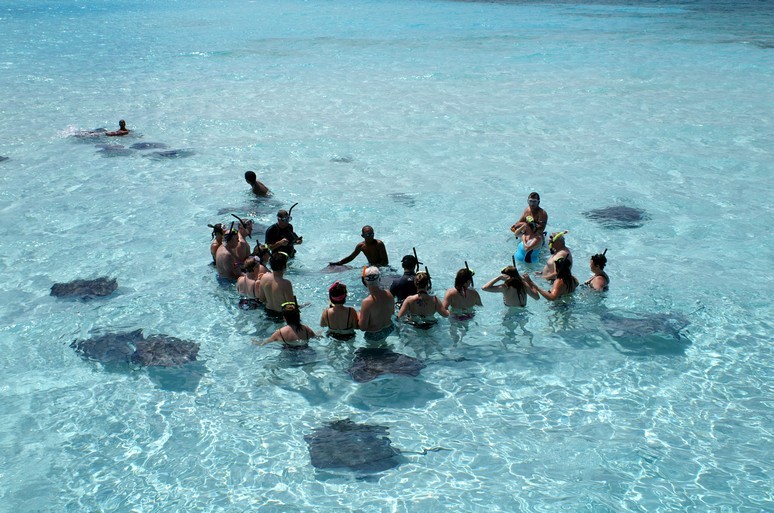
[555,258,577,293]
[500,266,526,296]
[245,171,257,183]
[328,281,348,305]
[243,258,258,273]
[455,268,474,291]
[252,244,271,261]
[208,223,224,239]
[281,303,302,329]
[591,249,608,270]
[270,251,288,272]
[415,271,431,291]
[223,222,239,243]
[118,120,126,129]
[528,192,540,201]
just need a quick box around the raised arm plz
[482,275,506,293]
[330,244,363,266]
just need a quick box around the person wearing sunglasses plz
[265,209,302,257]
[329,225,389,267]
[511,192,548,236]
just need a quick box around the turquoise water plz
[0,0,772,511]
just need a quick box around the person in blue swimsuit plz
[513,217,543,263]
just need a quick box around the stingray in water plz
[347,347,426,383]
[582,205,650,229]
[71,330,200,367]
[601,310,691,355]
[330,154,354,163]
[0,156,9,163]
[130,142,168,150]
[304,419,403,473]
[387,192,417,208]
[95,144,134,157]
[70,329,142,364]
[145,149,195,160]
[50,277,117,299]
[131,336,200,367]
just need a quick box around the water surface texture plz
[0,0,772,511]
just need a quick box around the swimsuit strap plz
[280,330,286,343]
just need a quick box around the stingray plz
[145,149,195,160]
[0,156,9,163]
[70,329,144,364]
[601,310,691,355]
[50,277,117,299]
[70,128,107,140]
[95,144,134,157]
[582,205,650,229]
[304,419,403,473]
[131,335,200,367]
[330,155,354,163]
[130,142,168,150]
[71,329,200,367]
[347,347,426,383]
[387,193,416,208]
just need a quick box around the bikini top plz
[324,307,357,331]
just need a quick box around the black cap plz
[401,255,417,268]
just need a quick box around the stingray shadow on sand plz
[582,205,650,229]
[50,277,118,300]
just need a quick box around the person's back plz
[443,268,482,320]
[359,267,394,338]
[215,229,241,281]
[245,171,270,197]
[390,255,418,304]
[259,253,294,314]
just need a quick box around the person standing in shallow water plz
[524,257,578,300]
[511,192,548,235]
[257,252,295,319]
[358,267,395,341]
[106,119,129,136]
[584,250,609,291]
[390,254,418,307]
[397,272,448,327]
[482,266,539,307]
[329,225,389,267]
[320,281,359,341]
[215,227,242,281]
[244,171,270,196]
[265,209,302,257]
[443,268,482,320]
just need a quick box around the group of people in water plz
[208,183,610,348]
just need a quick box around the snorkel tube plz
[465,261,475,288]
[231,213,252,239]
[412,247,423,273]
[287,203,302,243]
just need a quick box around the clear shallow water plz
[0,0,772,511]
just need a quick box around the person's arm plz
[473,290,483,307]
[330,244,362,266]
[358,303,370,331]
[523,276,540,300]
[482,276,505,293]
[320,308,329,327]
[522,234,540,250]
[588,275,607,291]
[435,296,450,318]
[537,210,548,233]
[397,297,412,319]
[377,241,389,266]
[257,275,267,303]
[442,289,453,310]
[534,279,563,301]
[254,329,282,345]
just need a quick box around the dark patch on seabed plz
[71,329,200,367]
[304,419,403,473]
[347,347,426,383]
[582,205,649,229]
[50,277,118,299]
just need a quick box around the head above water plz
[277,209,291,223]
[363,266,381,287]
[548,231,568,252]
[361,225,375,239]
[243,258,258,274]
[328,281,348,304]
[244,171,257,184]
[414,271,432,291]
[455,268,475,290]
[118,119,127,130]
[270,251,288,272]
[527,192,540,207]
[401,254,418,271]
[208,223,224,239]
[591,249,608,270]
[281,301,301,327]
